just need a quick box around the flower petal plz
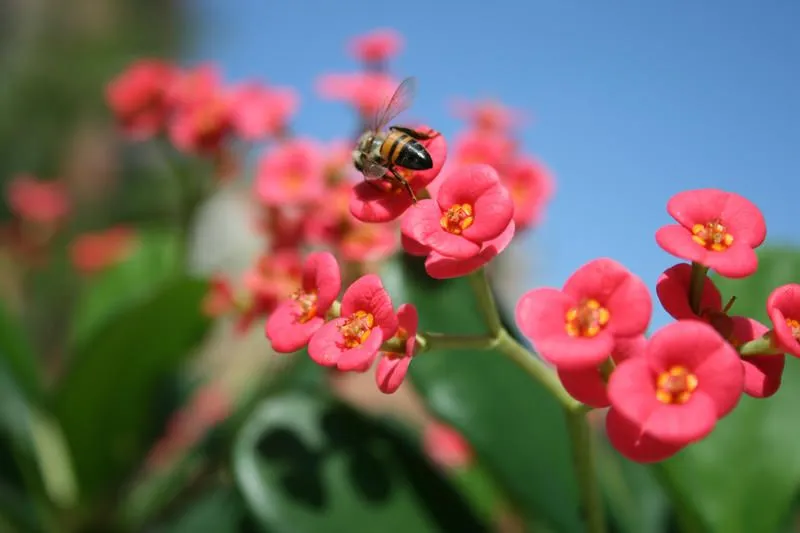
[307,318,348,367]
[557,365,610,408]
[265,300,325,353]
[349,180,414,223]
[336,330,383,372]
[376,354,412,394]
[656,262,722,320]
[401,199,481,259]
[425,220,515,279]
[605,408,685,463]
[303,251,341,312]
[341,274,398,338]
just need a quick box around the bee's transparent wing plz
[370,77,417,132]
[361,159,389,180]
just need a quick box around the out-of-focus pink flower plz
[423,421,474,469]
[340,222,399,263]
[728,316,785,398]
[202,276,237,317]
[347,28,403,64]
[234,251,303,333]
[503,156,554,229]
[451,130,515,169]
[106,59,177,139]
[350,125,448,223]
[254,139,325,206]
[323,140,359,182]
[451,98,527,133]
[69,226,137,274]
[168,90,233,155]
[229,82,299,140]
[166,63,221,110]
[316,72,398,118]
[6,175,70,224]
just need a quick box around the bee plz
[352,77,439,202]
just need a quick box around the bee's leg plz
[389,125,440,141]
[388,167,418,203]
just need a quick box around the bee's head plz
[352,149,364,172]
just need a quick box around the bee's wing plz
[361,159,389,180]
[370,77,417,132]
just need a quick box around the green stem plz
[565,411,607,533]
[688,262,710,315]
[651,462,706,533]
[468,268,503,338]
[423,332,498,351]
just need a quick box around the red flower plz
[515,258,652,370]
[502,156,554,229]
[6,175,70,224]
[767,283,800,357]
[401,164,513,260]
[316,72,398,118]
[349,125,447,223]
[236,251,302,333]
[166,63,221,110]
[423,421,474,469]
[375,304,417,394]
[308,274,397,371]
[556,335,647,409]
[266,252,341,354]
[69,226,137,274]
[347,28,403,64]
[228,82,299,140]
[451,98,526,134]
[608,321,744,448]
[605,408,685,463]
[254,139,325,206]
[729,316,785,398]
[420,220,515,280]
[655,189,766,278]
[656,263,722,321]
[451,130,514,169]
[340,222,399,263]
[106,59,177,139]
[168,90,233,155]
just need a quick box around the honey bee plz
[352,77,439,202]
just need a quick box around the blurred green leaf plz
[69,229,182,349]
[154,486,248,533]
[233,391,490,533]
[53,277,211,502]
[657,247,800,533]
[382,256,583,532]
[0,301,43,401]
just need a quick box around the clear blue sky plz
[181,0,800,329]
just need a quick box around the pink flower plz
[422,220,515,280]
[605,408,685,463]
[69,226,137,274]
[308,274,397,371]
[423,421,474,469]
[608,321,744,447]
[655,189,767,278]
[254,139,325,206]
[228,82,299,140]
[349,125,447,223]
[401,164,513,260]
[656,263,722,321]
[556,335,647,409]
[451,130,515,169]
[767,283,800,357]
[105,59,177,139]
[234,251,302,333]
[347,28,403,64]
[451,98,527,134]
[168,91,233,155]
[503,156,554,229]
[375,304,417,394]
[202,276,236,317]
[266,252,341,354]
[340,222,399,263]
[728,316,785,398]
[6,175,70,224]
[316,72,398,118]
[166,63,221,110]
[515,258,652,370]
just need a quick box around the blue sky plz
[181,0,799,328]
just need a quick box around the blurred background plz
[0,1,799,532]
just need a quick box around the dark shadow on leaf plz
[256,427,326,509]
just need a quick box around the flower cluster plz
[516,188,793,463]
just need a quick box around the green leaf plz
[233,391,490,533]
[153,486,249,533]
[657,247,800,533]
[53,276,211,502]
[382,256,583,532]
[0,301,43,401]
[69,228,181,350]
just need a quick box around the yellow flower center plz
[290,289,318,323]
[786,318,800,340]
[339,310,375,348]
[440,203,474,234]
[564,299,610,338]
[691,219,734,252]
[656,366,698,404]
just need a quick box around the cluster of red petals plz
[6,175,70,224]
[767,284,800,358]
[107,60,298,154]
[347,28,403,65]
[254,138,326,206]
[400,164,516,279]
[69,226,137,275]
[145,384,232,471]
[655,189,766,278]
[349,124,448,223]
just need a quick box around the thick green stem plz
[565,411,607,533]
[423,332,498,351]
[468,268,503,338]
[688,262,710,315]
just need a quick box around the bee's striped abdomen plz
[379,130,434,171]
